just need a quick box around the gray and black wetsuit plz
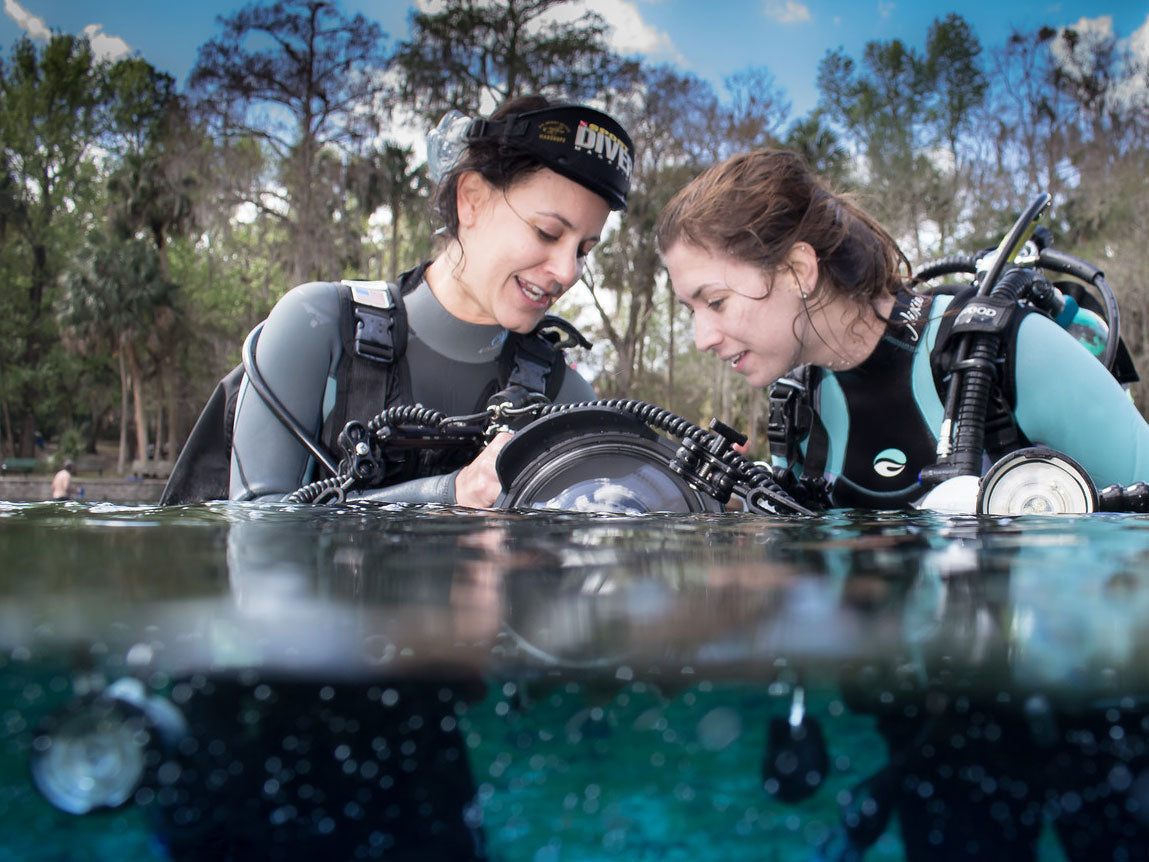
[229,269,595,503]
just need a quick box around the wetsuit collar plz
[881,287,932,353]
[404,278,508,364]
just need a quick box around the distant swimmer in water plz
[51,460,76,501]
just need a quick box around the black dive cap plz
[466,105,634,211]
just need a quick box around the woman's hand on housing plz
[454,431,513,508]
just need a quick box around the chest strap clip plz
[767,372,814,465]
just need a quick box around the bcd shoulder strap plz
[501,314,590,400]
[767,365,825,469]
[319,277,410,455]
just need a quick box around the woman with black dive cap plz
[227,95,635,505]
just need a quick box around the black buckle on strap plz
[354,307,395,363]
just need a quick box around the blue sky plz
[3,0,1148,118]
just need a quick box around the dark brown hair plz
[655,149,909,306]
[432,95,553,239]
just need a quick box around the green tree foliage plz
[0,35,104,457]
[817,38,941,258]
[2,4,1147,467]
[188,0,392,284]
[59,235,179,474]
[583,65,721,399]
[393,0,640,122]
[343,143,432,280]
[783,113,850,186]
[922,13,988,248]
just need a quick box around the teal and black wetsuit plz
[778,289,1149,508]
[229,265,595,503]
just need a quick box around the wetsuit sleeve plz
[230,282,343,501]
[1013,314,1149,488]
[554,364,596,403]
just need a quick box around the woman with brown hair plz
[656,149,1149,510]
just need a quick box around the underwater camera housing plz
[289,396,810,513]
[495,406,723,513]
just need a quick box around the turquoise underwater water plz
[3,501,1148,860]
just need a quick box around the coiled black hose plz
[288,475,349,504]
[366,404,453,434]
[288,396,813,515]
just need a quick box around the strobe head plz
[29,678,186,815]
[977,447,1098,515]
[494,407,723,513]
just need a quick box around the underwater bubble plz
[1109,764,1134,792]
[363,636,396,665]
[696,707,742,752]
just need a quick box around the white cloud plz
[877,1,895,19]
[573,0,684,64]
[1117,13,1149,112]
[4,0,50,40]
[764,1,810,25]
[81,23,131,62]
[3,1,133,61]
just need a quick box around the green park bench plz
[1,458,38,474]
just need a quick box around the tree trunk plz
[165,370,180,463]
[125,339,149,472]
[154,404,163,467]
[117,347,129,476]
[1,397,13,458]
[390,194,401,281]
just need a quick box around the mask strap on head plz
[426,110,473,184]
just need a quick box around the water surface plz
[2,501,1148,860]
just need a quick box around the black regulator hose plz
[913,248,1121,374]
[913,254,977,282]
[243,323,341,477]
[944,268,1032,476]
[1038,249,1121,372]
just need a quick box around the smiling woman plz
[162,95,635,510]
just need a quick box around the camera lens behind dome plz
[495,407,721,514]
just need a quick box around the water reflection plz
[3,503,1149,859]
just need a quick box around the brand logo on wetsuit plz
[873,448,907,478]
[896,294,926,342]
